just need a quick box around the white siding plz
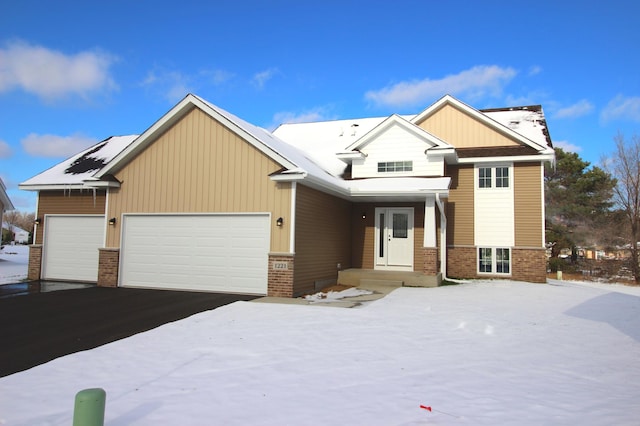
[474,165,514,247]
[352,123,444,178]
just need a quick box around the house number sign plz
[273,262,289,270]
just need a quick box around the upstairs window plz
[478,166,510,188]
[378,161,413,173]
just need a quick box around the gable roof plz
[342,114,453,153]
[411,95,554,154]
[0,178,14,211]
[19,135,139,190]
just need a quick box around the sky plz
[1,0,639,211]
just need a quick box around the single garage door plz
[120,214,270,295]
[42,215,104,282]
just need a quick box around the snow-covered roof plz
[20,135,138,190]
[481,105,552,150]
[0,178,14,211]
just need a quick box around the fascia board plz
[412,95,549,152]
[18,184,85,191]
[456,153,556,164]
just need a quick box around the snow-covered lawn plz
[1,279,639,425]
[0,244,28,284]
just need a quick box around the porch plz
[337,268,441,288]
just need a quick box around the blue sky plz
[1,0,639,211]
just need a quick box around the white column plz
[424,195,436,247]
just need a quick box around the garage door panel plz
[43,215,104,282]
[120,214,269,294]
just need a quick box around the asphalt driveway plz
[0,285,257,377]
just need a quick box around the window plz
[378,161,413,173]
[478,247,511,275]
[478,166,510,188]
[479,167,492,188]
[496,167,509,188]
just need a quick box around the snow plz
[0,244,28,284]
[19,135,138,187]
[1,279,639,425]
[483,109,550,149]
[304,287,373,303]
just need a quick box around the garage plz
[42,215,104,282]
[119,214,270,295]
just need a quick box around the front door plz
[375,208,414,270]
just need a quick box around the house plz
[0,178,15,239]
[1,223,29,244]
[20,94,554,296]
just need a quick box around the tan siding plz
[417,104,520,148]
[446,165,474,245]
[35,190,106,244]
[294,184,352,296]
[106,107,291,252]
[514,162,543,247]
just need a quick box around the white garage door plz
[120,214,270,295]
[42,215,104,282]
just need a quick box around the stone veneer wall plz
[268,253,294,297]
[28,244,42,280]
[98,248,120,287]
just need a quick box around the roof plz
[0,178,15,211]
[20,94,554,200]
[19,135,138,190]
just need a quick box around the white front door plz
[375,208,414,271]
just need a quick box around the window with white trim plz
[478,166,510,188]
[378,161,413,173]
[478,247,511,274]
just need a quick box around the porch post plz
[424,196,436,247]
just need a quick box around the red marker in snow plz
[419,404,460,418]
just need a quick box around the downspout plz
[435,193,447,279]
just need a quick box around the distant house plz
[1,223,29,244]
[20,94,554,296]
[0,178,15,239]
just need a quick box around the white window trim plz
[476,163,513,190]
[477,246,512,276]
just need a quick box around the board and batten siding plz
[294,184,352,296]
[35,190,106,244]
[352,123,444,178]
[445,165,474,245]
[474,165,515,247]
[416,103,520,148]
[514,162,544,247]
[106,106,291,252]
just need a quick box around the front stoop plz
[337,269,441,288]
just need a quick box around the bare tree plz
[604,133,640,282]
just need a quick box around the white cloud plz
[21,133,98,158]
[554,99,594,119]
[601,94,640,123]
[553,140,582,153]
[364,65,517,108]
[208,69,234,86]
[528,65,542,76]
[142,70,193,104]
[0,139,11,158]
[0,40,117,101]
[252,68,279,89]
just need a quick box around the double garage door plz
[42,214,270,295]
[120,214,270,295]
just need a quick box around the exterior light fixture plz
[362,212,367,219]
[276,217,284,227]
[108,217,117,225]
[34,218,42,225]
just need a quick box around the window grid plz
[478,167,492,188]
[478,247,511,275]
[378,161,413,173]
[496,167,509,188]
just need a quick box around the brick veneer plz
[28,244,42,280]
[512,248,547,283]
[447,245,547,283]
[420,247,438,275]
[98,248,120,287]
[268,253,294,297]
